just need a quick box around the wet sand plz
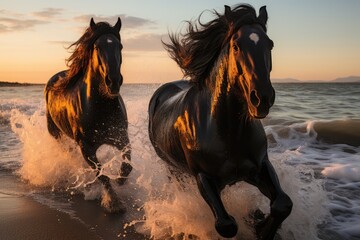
[0,171,147,240]
[0,192,99,240]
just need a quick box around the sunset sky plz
[1,0,359,84]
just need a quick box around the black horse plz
[149,5,292,239]
[45,18,132,213]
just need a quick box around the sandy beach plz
[0,171,147,240]
[0,192,99,240]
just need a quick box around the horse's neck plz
[83,66,104,99]
[205,56,248,124]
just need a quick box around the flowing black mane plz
[54,22,121,91]
[163,4,267,86]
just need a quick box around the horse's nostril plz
[250,90,260,107]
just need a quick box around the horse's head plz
[90,18,123,97]
[227,6,275,119]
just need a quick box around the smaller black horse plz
[149,5,292,239]
[45,18,132,213]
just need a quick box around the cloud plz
[73,14,156,29]
[71,14,160,48]
[72,14,164,51]
[0,17,46,33]
[0,8,156,35]
[0,8,60,33]
[121,15,156,28]
[32,8,64,19]
[123,33,166,51]
[47,33,167,52]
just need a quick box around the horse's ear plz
[258,6,268,27]
[90,18,96,30]
[224,5,232,21]
[114,17,122,32]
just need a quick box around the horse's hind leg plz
[79,141,126,213]
[196,173,238,238]
[247,157,293,240]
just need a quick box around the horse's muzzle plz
[249,88,275,119]
[105,75,122,96]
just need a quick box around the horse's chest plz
[87,111,121,130]
[79,103,126,139]
[199,145,260,181]
[192,125,267,182]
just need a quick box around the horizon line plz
[1,76,360,86]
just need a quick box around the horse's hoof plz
[101,197,126,214]
[116,162,132,186]
[215,215,238,238]
[101,189,126,214]
[249,209,266,228]
[116,177,126,186]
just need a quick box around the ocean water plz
[0,83,359,240]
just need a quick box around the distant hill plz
[272,76,360,83]
[272,78,301,83]
[0,81,43,87]
[332,76,360,83]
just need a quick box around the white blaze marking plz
[107,38,113,43]
[249,33,259,45]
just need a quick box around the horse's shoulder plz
[46,70,68,89]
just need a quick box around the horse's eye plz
[232,44,239,52]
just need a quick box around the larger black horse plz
[45,18,132,213]
[149,5,292,239]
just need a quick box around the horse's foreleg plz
[248,158,293,240]
[196,172,238,238]
[115,139,133,186]
[79,141,101,172]
[79,141,125,213]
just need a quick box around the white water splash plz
[7,86,335,239]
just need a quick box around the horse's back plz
[148,80,190,118]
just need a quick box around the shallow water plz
[0,83,359,239]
